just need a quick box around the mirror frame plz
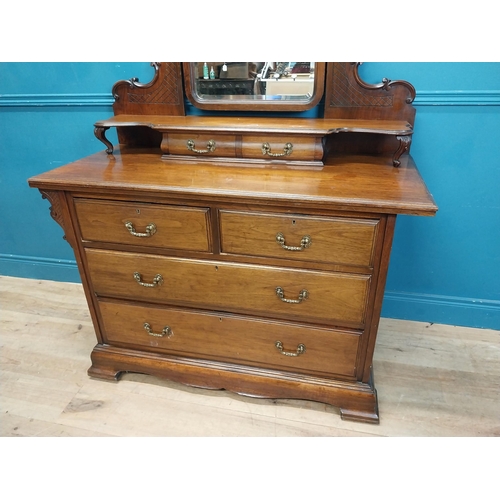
[183,62,326,112]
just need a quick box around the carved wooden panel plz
[324,63,416,125]
[330,63,394,108]
[112,62,185,116]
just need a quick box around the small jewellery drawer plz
[86,249,371,328]
[74,199,211,252]
[241,135,322,162]
[98,300,361,378]
[220,211,379,267]
[163,133,236,158]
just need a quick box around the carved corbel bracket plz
[94,126,113,155]
[39,190,75,248]
[393,136,412,167]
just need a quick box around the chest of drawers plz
[29,148,436,424]
[28,63,437,423]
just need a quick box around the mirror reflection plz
[192,62,316,101]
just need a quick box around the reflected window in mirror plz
[183,62,325,111]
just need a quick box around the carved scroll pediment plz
[112,62,185,116]
[324,63,416,125]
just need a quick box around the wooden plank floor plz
[1,275,499,437]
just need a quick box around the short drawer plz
[74,199,211,252]
[241,134,322,162]
[86,249,370,328]
[220,210,379,267]
[99,300,361,379]
[164,133,236,158]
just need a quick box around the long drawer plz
[161,133,322,163]
[86,249,370,328]
[98,300,361,378]
[74,199,211,252]
[220,210,379,267]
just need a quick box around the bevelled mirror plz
[183,62,325,111]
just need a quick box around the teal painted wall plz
[1,62,499,329]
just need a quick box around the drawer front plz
[220,210,379,267]
[86,249,370,328]
[75,199,211,252]
[99,300,361,378]
[241,134,322,162]
[166,133,236,158]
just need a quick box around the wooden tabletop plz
[29,148,437,216]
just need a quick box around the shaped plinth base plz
[88,344,380,423]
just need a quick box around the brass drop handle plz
[275,341,306,357]
[133,272,164,288]
[187,139,216,154]
[144,322,172,338]
[275,286,308,304]
[276,232,311,251]
[261,142,293,157]
[125,221,157,238]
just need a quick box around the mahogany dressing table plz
[28,62,437,423]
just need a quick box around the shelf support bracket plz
[94,126,114,155]
[393,136,412,167]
